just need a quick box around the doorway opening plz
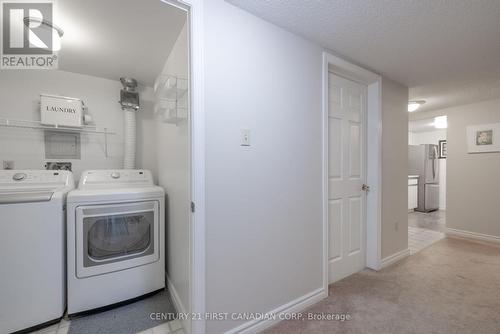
[408,116,447,254]
[0,0,199,333]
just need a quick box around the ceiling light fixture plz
[408,100,426,112]
[23,16,64,51]
[433,116,447,129]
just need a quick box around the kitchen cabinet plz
[408,176,419,211]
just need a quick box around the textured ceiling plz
[57,0,186,86]
[227,0,500,113]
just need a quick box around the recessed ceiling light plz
[408,100,426,112]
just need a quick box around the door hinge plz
[362,184,370,192]
[191,201,195,213]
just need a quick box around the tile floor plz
[31,319,184,334]
[408,210,446,232]
[137,320,184,334]
[31,319,70,334]
[408,226,445,254]
[408,210,446,254]
[28,289,180,334]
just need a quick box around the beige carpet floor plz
[263,237,500,334]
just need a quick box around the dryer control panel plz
[79,170,153,188]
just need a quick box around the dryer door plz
[75,201,159,278]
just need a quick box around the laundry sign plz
[40,94,83,127]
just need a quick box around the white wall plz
[203,1,323,333]
[408,131,416,145]
[0,70,156,180]
[409,129,446,146]
[155,21,191,317]
[136,88,159,183]
[201,2,412,332]
[381,78,409,259]
[408,129,447,209]
[414,99,500,238]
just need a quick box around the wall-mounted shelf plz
[0,118,115,134]
[154,75,189,125]
[0,117,116,157]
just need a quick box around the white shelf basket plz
[154,75,188,100]
[154,75,189,125]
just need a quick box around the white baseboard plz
[224,288,327,334]
[446,228,500,244]
[379,248,410,269]
[167,275,189,332]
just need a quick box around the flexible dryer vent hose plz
[123,110,136,169]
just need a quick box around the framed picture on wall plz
[466,123,500,153]
[438,140,447,159]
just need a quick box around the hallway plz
[408,210,446,254]
[408,210,446,232]
[264,238,500,334]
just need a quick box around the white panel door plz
[328,73,367,284]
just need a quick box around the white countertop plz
[408,175,420,178]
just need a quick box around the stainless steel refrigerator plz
[408,144,440,212]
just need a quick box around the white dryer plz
[66,169,165,315]
[0,170,74,334]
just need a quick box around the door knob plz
[362,184,370,192]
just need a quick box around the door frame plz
[322,52,382,292]
[160,1,205,334]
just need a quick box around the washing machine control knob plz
[110,172,121,179]
[13,173,27,181]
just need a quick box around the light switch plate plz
[241,129,251,146]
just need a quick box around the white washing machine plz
[0,170,74,334]
[66,169,165,315]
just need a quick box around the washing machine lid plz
[0,170,75,204]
